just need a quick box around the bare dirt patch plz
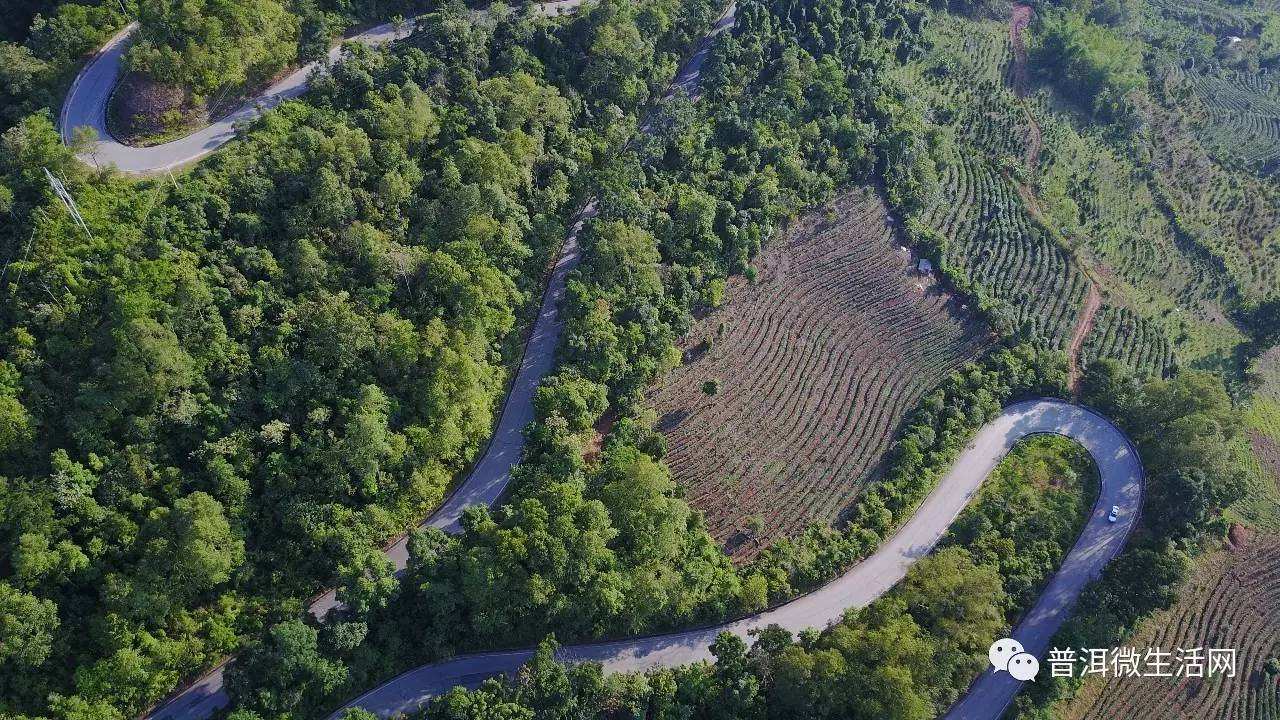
[109,65,296,147]
[1010,3,1040,170]
[1067,283,1102,397]
[109,72,200,144]
[645,187,990,559]
[1229,522,1249,548]
[1252,431,1280,493]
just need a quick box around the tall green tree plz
[127,0,300,95]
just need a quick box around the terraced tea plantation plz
[1138,4,1280,309]
[1081,306,1175,380]
[894,11,1268,378]
[893,18,1090,350]
[645,188,990,557]
[1144,94,1280,307]
[1148,0,1260,32]
[1058,535,1280,720]
[1028,90,1247,369]
[1178,68,1280,175]
[927,149,1090,347]
[1231,397,1280,533]
[1253,427,1280,509]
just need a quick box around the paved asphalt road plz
[58,0,584,175]
[328,399,1143,719]
[112,3,1142,719]
[942,403,1143,719]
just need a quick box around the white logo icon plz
[989,638,1025,670]
[1007,652,1040,681]
[989,637,1039,681]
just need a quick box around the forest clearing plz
[646,188,990,557]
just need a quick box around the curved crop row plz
[926,149,1090,346]
[645,188,990,558]
[1061,536,1280,720]
[1082,305,1175,379]
[1148,0,1255,32]
[1149,63,1280,305]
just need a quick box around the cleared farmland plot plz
[1058,534,1280,720]
[645,188,989,557]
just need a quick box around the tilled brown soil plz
[1058,533,1280,720]
[645,187,989,559]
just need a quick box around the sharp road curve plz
[331,399,1143,719]
[76,5,1143,720]
[58,0,585,175]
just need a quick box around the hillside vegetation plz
[1056,534,1280,720]
[0,0,1274,716]
[892,9,1260,377]
[0,0,727,714]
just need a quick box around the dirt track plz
[1009,2,1098,395]
[1010,4,1041,169]
[1067,284,1103,396]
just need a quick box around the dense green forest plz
[120,0,438,100]
[126,0,301,96]
[0,0,1269,715]
[410,547,1010,720]
[213,0,941,711]
[0,0,728,715]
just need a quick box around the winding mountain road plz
[330,399,1143,719]
[141,5,735,720]
[58,0,585,174]
[89,4,1144,720]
